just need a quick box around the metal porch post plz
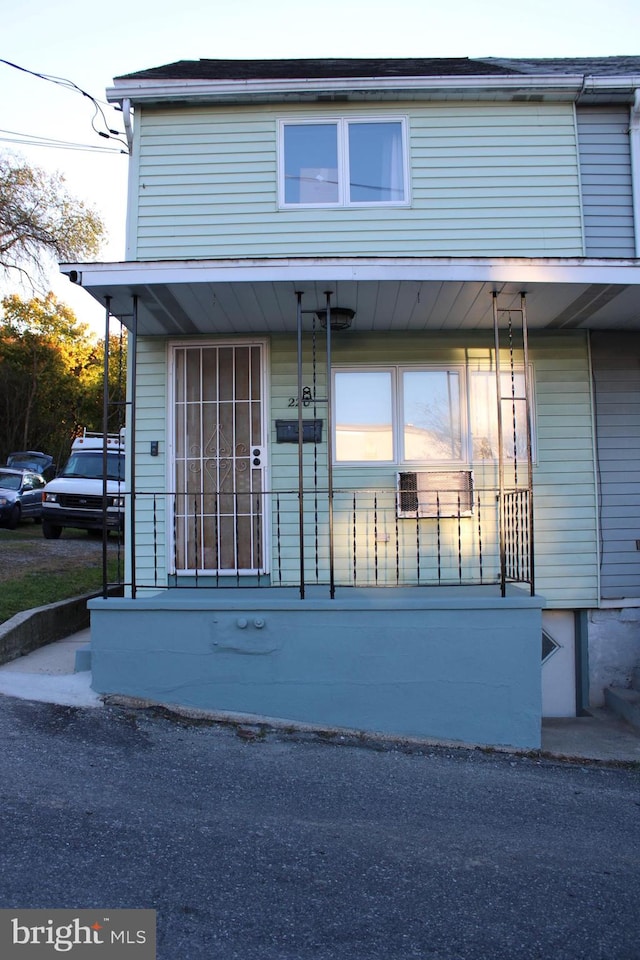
[520,292,535,596]
[296,292,305,599]
[102,297,111,599]
[324,292,336,599]
[129,295,138,599]
[493,293,507,597]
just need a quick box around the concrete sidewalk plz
[0,629,101,708]
[0,631,639,764]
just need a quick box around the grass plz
[0,565,121,624]
[0,525,123,624]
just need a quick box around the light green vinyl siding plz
[132,337,169,587]
[132,331,597,605]
[521,333,597,605]
[268,331,597,602]
[131,101,583,260]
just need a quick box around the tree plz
[0,153,104,284]
[0,293,126,466]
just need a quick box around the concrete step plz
[604,686,640,733]
[74,644,92,673]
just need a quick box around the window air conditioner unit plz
[397,470,474,519]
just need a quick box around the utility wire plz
[0,58,129,152]
[0,127,127,154]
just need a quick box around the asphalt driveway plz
[0,695,638,960]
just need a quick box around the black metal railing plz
[114,483,534,597]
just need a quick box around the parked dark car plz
[6,451,56,481]
[0,468,46,529]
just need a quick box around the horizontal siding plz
[133,338,169,584]
[590,332,640,599]
[132,101,582,260]
[270,330,597,604]
[530,331,597,605]
[130,331,597,605]
[576,107,635,257]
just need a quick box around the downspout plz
[121,97,134,153]
[631,90,640,256]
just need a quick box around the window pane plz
[348,122,405,203]
[284,124,338,204]
[470,371,529,461]
[402,371,461,461]
[335,371,393,461]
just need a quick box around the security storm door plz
[172,343,267,575]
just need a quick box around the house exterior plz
[62,57,640,749]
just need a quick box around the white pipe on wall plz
[630,90,640,257]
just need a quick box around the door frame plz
[166,337,270,576]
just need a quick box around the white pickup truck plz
[41,431,125,539]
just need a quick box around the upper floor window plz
[279,118,408,207]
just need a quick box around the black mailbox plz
[275,419,323,444]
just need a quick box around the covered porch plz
[60,254,640,747]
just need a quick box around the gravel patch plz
[0,526,122,578]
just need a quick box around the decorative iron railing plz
[110,484,534,598]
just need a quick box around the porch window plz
[469,369,533,461]
[280,118,408,207]
[334,366,464,464]
[334,370,394,461]
[334,365,533,464]
[402,370,462,461]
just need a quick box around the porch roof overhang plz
[60,256,640,337]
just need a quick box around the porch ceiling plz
[60,257,640,337]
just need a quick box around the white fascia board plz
[584,75,640,91]
[106,74,589,105]
[61,257,640,289]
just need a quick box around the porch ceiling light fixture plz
[315,307,355,330]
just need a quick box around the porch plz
[64,257,633,749]
[89,584,543,749]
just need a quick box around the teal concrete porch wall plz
[88,591,543,749]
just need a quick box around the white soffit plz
[60,257,640,336]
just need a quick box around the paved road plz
[0,696,638,960]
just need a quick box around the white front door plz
[172,342,267,575]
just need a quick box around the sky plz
[1,0,640,334]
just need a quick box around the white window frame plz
[333,363,536,467]
[278,116,410,209]
[333,364,468,466]
[467,363,537,464]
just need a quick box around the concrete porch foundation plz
[88,587,543,749]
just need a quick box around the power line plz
[0,127,127,154]
[0,58,129,152]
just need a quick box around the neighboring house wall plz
[586,331,640,704]
[129,101,583,260]
[531,331,598,607]
[591,331,640,600]
[131,329,598,607]
[576,107,635,258]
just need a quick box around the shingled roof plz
[116,56,640,82]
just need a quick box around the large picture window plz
[334,365,533,465]
[280,118,408,207]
